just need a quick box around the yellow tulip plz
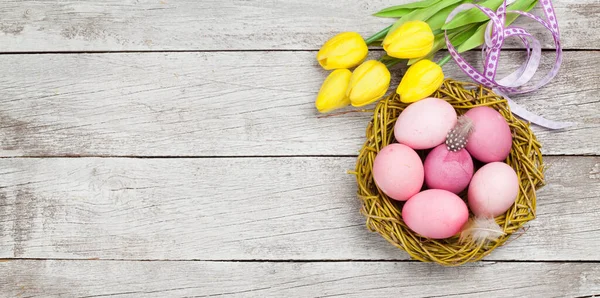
[317,32,368,70]
[346,60,391,107]
[383,21,434,59]
[315,69,352,113]
[397,59,444,103]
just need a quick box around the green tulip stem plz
[364,24,393,45]
[437,54,452,67]
[383,58,403,69]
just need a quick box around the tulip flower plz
[397,59,444,103]
[315,69,352,113]
[317,32,369,70]
[346,60,391,107]
[383,21,434,59]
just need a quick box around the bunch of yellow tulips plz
[314,0,538,113]
[315,21,443,113]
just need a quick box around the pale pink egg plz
[424,144,474,194]
[402,189,469,239]
[468,162,519,217]
[372,144,424,201]
[465,106,512,162]
[394,97,457,150]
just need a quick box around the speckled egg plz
[402,189,469,239]
[394,97,457,150]
[424,144,474,194]
[372,143,424,201]
[465,106,512,162]
[468,162,519,217]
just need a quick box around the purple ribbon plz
[444,0,573,129]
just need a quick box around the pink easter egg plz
[464,106,512,162]
[394,97,457,150]
[372,143,424,201]
[402,189,469,239]
[468,162,519,217]
[424,144,474,194]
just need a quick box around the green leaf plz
[426,2,466,31]
[455,0,538,52]
[509,0,539,14]
[412,0,466,22]
[455,23,487,52]
[442,0,504,30]
[373,8,412,18]
[374,0,443,15]
[386,0,465,38]
[443,0,538,30]
[450,23,481,46]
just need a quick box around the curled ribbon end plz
[445,0,565,130]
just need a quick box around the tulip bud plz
[315,69,352,113]
[383,21,434,59]
[346,60,391,107]
[397,59,444,103]
[317,32,369,70]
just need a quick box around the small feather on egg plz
[446,115,474,152]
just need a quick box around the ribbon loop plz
[443,0,571,129]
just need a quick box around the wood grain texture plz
[0,156,598,261]
[0,51,597,157]
[0,0,597,52]
[0,1,598,296]
[1,260,600,297]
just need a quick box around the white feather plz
[459,217,505,244]
[455,115,474,138]
[446,115,474,152]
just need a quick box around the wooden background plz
[1,0,599,297]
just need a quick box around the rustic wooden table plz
[0,1,599,297]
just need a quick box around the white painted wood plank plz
[0,156,598,261]
[0,0,596,51]
[1,260,599,297]
[0,51,597,157]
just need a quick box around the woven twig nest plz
[354,79,545,266]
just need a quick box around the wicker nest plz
[353,79,545,266]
